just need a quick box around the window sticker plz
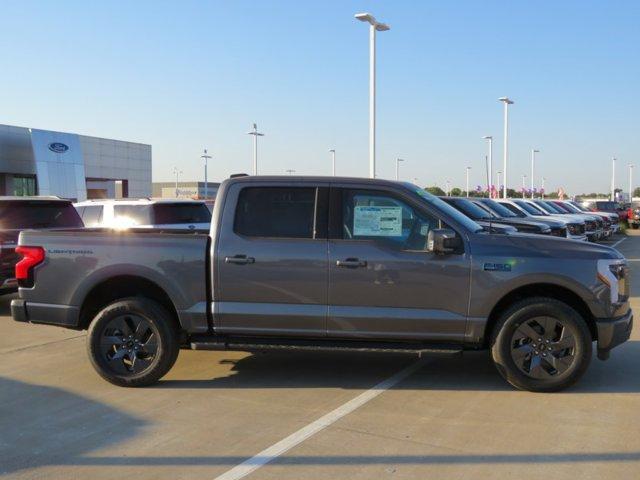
[354,206,402,236]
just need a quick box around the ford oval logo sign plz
[48,142,69,153]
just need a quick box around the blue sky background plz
[1,0,638,194]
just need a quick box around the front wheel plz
[87,297,179,387]
[491,297,592,392]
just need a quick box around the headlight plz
[597,259,627,303]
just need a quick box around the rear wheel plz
[491,297,592,392]
[87,297,179,387]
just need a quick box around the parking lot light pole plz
[355,12,390,179]
[611,157,616,201]
[629,164,634,201]
[496,170,502,196]
[466,166,471,197]
[498,97,514,199]
[201,149,212,199]
[542,177,546,199]
[530,149,539,199]
[173,167,183,198]
[446,180,451,196]
[395,158,404,180]
[522,174,527,199]
[329,149,336,175]
[247,123,264,175]
[482,136,493,192]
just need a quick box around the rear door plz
[215,182,329,336]
[327,186,470,341]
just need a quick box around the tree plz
[450,187,463,197]
[633,187,640,198]
[425,186,445,196]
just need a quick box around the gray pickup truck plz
[11,176,633,392]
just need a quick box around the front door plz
[215,184,328,337]
[328,187,470,342]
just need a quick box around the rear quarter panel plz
[18,229,209,332]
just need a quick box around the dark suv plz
[0,197,83,294]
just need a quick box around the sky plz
[1,0,639,195]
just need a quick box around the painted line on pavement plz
[213,357,428,480]
[611,237,627,248]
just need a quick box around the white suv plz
[74,198,211,230]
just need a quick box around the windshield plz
[479,199,517,217]
[0,201,83,230]
[550,202,572,213]
[496,201,527,217]
[406,184,483,232]
[445,197,496,220]
[560,202,581,213]
[514,200,547,216]
[570,201,591,212]
[534,201,561,214]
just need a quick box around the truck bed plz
[13,228,210,333]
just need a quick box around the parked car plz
[627,203,640,229]
[11,176,632,392]
[472,198,567,237]
[496,199,587,241]
[530,200,603,241]
[442,197,552,235]
[567,201,619,234]
[555,201,616,237]
[0,196,83,294]
[581,200,627,222]
[74,198,212,230]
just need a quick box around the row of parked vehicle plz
[0,196,211,294]
[440,197,620,243]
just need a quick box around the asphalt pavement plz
[1,233,639,479]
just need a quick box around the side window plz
[113,205,151,225]
[82,205,103,226]
[234,187,316,239]
[341,190,438,250]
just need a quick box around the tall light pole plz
[611,157,616,201]
[482,135,493,192]
[329,149,336,176]
[173,167,183,198]
[395,158,404,181]
[499,97,514,198]
[530,149,539,199]
[247,123,264,175]
[201,149,212,199]
[446,180,451,196]
[629,164,634,201]
[496,170,502,196]
[355,12,390,179]
[522,174,527,199]
[542,177,546,199]
[465,166,471,197]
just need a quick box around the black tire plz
[490,297,592,392]
[87,297,179,387]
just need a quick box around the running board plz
[189,336,462,356]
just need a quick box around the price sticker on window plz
[354,206,402,236]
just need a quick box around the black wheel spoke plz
[515,322,540,341]
[511,343,533,365]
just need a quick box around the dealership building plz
[0,123,152,201]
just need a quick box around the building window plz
[13,176,37,196]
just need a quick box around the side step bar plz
[189,336,462,356]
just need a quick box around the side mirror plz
[428,228,461,255]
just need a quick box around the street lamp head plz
[482,135,492,140]
[498,97,514,104]
[375,22,390,31]
[329,149,335,153]
[533,149,540,153]
[355,12,390,30]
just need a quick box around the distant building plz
[0,124,151,200]
[152,181,220,200]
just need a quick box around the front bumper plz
[596,309,633,360]
[11,299,80,328]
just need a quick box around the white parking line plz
[213,357,427,480]
[612,237,627,248]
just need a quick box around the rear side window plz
[81,205,103,226]
[153,203,211,225]
[0,201,83,229]
[234,187,316,238]
[113,205,152,225]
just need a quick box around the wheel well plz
[483,283,597,347]
[78,275,179,330]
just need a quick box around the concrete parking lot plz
[1,234,639,480]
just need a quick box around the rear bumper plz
[596,309,633,360]
[11,299,80,328]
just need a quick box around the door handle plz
[336,258,367,268]
[225,255,255,265]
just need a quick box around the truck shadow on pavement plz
[156,340,640,393]
[0,376,147,476]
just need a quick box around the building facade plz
[152,181,220,199]
[0,124,151,200]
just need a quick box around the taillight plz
[15,246,45,282]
